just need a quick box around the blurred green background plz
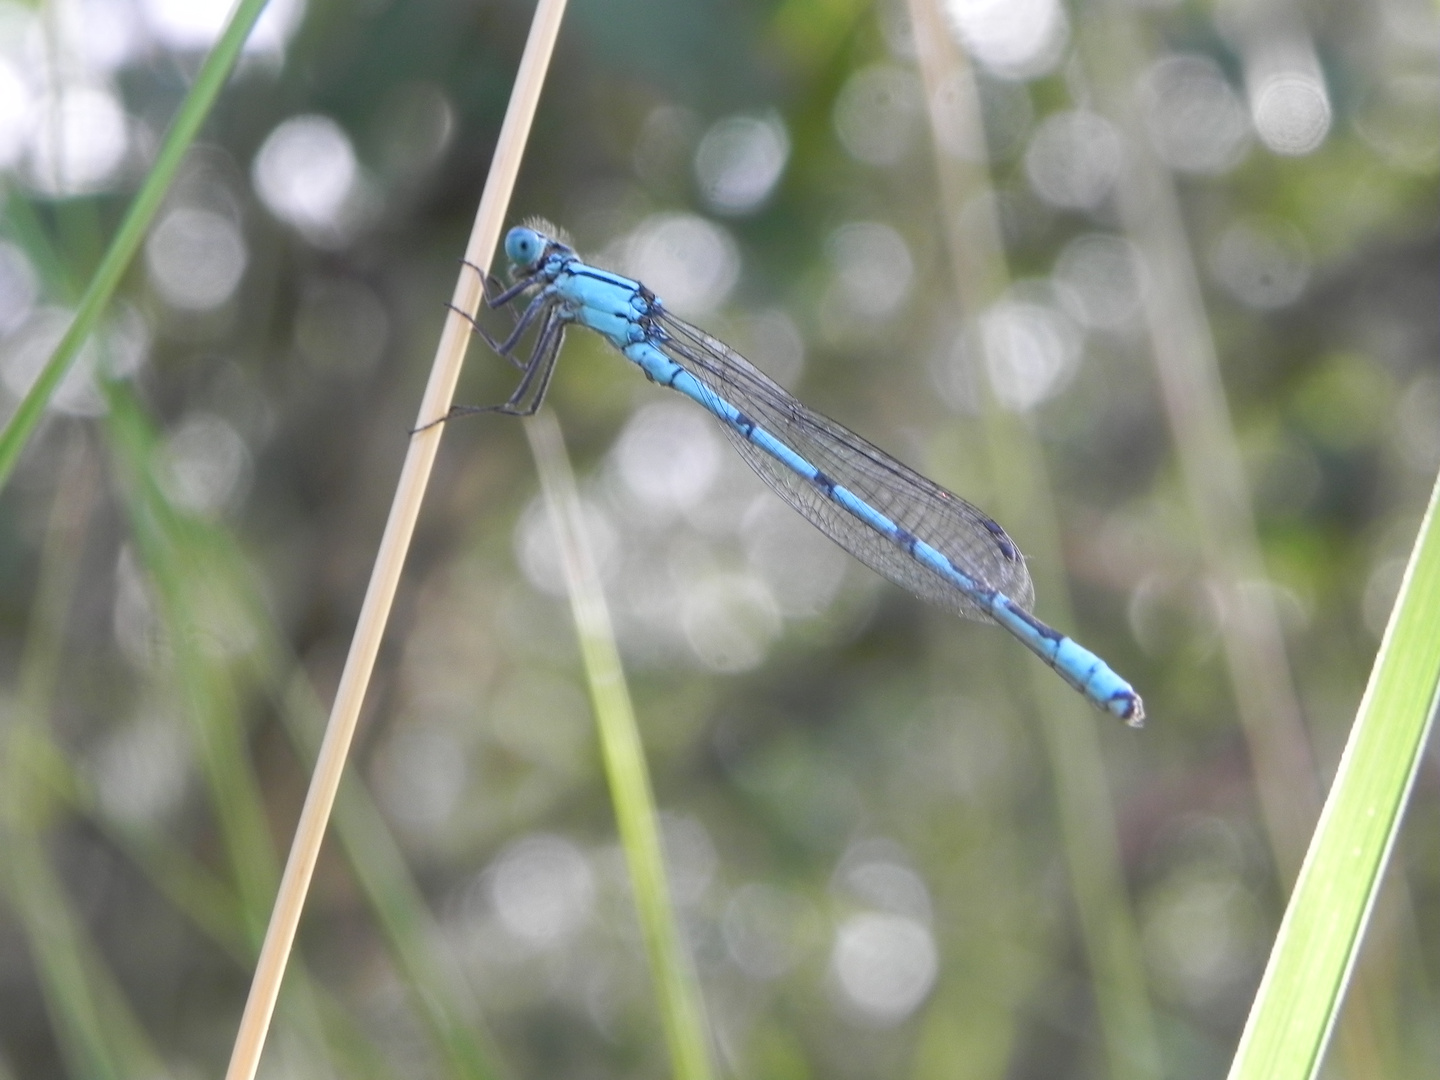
[0,0,1436,1077]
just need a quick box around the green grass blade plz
[0,841,162,1080]
[100,381,400,1078]
[1228,469,1440,1080]
[98,375,502,1080]
[0,0,272,492]
[523,411,716,1080]
[0,437,166,1080]
[103,384,281,929]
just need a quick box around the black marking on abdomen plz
[893,527,919,554]
[813,471,836,495]
[734,411,757,437]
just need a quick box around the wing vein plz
[655,310,1034,620]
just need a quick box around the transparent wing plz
[655,311,1034,621]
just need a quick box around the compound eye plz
[505,227,544,267]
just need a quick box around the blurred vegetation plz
[0,1,1436,1078]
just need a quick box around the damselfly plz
[436,223,1143,725]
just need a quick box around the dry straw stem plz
[222,3,570,1079]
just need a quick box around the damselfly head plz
[505,219,575,272]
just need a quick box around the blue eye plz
[505,227,540,268]
[505,226,556,270]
